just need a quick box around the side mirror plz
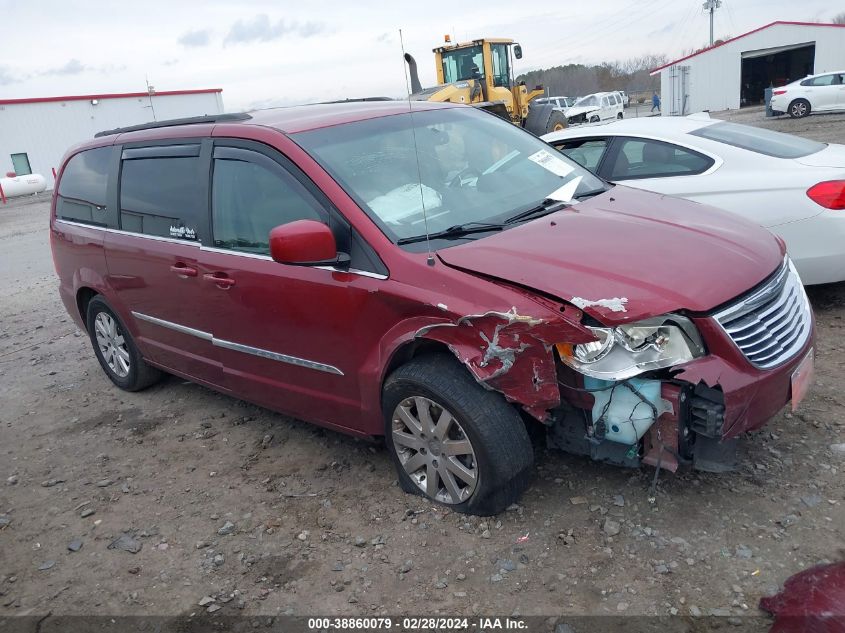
[513,44,523,60]
[269,220,350,268]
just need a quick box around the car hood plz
[564,105,600,117]
[437,186,783,325]
[794,142,845,168]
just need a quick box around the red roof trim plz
[650,21,845,74]
[0,88,222,106]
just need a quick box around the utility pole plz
[702,0,722,46]
[145,77,157,122]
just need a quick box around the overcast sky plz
[0,0,839,111]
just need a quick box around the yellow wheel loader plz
[404,38,566,135]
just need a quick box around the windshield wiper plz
[396,222,504,245]
[573,187,610,200]
[503,198,569,224]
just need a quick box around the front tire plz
[546,111,568,133]
[86,296,162,391]
[383,354,534,515]
[788,99,810,118]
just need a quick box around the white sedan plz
[770,70,845,118]
[543,115,845,284]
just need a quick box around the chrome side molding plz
[131,311,344,376]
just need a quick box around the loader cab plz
[435,39,516,90]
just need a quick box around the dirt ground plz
[1,111,844,628]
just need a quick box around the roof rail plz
[94,112,252,138]
[317,97,394,104]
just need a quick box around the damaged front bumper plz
[550,309,815,473]
[549,257,815,473]
[415,257,814,474]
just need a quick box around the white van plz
[563,91,624,125]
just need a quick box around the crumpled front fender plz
[414,302,593,420]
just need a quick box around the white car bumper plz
[769,94,789,114]
[775,211,845,285]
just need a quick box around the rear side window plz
[119,148,205,241]
[57,147,112,226]
[211,148,324,255]
[609,137,714,179]
[801,74,838,87]
[690,121,825,158]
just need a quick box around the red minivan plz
[51,101,814,514]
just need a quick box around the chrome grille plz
[713,258,812,369]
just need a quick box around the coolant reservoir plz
[0,174,47,198]
[584,377,672,445]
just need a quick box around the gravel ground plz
[1,114,844,627]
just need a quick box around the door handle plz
[170,263,198,277]
[203,272,236,288]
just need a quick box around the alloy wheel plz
[391,396,478,504]
[791,102,807,117]
[94,312,130,378]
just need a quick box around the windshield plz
[441,45,484,83]
[573,95,599,108]
[292,107,606,245]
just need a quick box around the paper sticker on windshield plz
[527,150,575,178]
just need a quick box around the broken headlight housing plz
[557,315,705,381]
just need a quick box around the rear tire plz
[617,112,624,119]
[383,354,534,516]
[86,296,162,392]
[788,99,810,119]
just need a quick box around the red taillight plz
[773,90,787,95]
[807,180,845,210]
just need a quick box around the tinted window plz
[441,45,484,83]
[120,153,205,240]
[212,153,323,255]
[609,138,713,179]
[491,43,510,88]
[57,147,111,225]
[554,139,609,173]
[690,121,825,158]
[802,74,837,86]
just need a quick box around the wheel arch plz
[381,337,453,393]
[76,286,99,328]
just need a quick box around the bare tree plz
[516,53,668,99]
[833,11,845,24]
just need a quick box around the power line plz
[670,2,700,57]
[528,0,669,68]
[723,0,738,36]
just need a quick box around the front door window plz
[491,44,510,88]
[211,148,325,255]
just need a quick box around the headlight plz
[557,315,705,381]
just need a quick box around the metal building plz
[0,88,223,187]
[651,21,845,115]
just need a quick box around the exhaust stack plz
[403,53,423,95]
